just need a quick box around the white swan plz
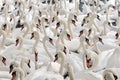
[9,57,31,76]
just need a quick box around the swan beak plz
[97,15,101,21]
[56,22,60,29]
[11,71,16,80]
[88,29,92,36]
[118,11,120,17]
[86,58,92,68]
[72,20,77,26]
[67,33,71,41]
[63,46,67,54]
[115,33,119,39]
[30,33,34,39]
[15,39,19,46]
[27,60,31,68]
[29,6,32,12]
[35,52,38,62]
[21,26,24,31]
[85,38,90,46]
[54,54,58,62]
[81,19,85,26]
[98,37,104,45]
[49,38,54,45]
[39,11,42,17]
[79,30,83,37]
[45,18,49,24]
[9,64,13,73]
[2,24,7,31]
[74,15,78,21]
[2,57,6,65]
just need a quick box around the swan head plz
[2,23,7,31]
[94,35,104,45]
[0,55,6,65]
[103,69,118,80]
[22,57,31,68]
[9,61,19,73]
[30,31,39,39]
[15,36,23,46]
[115,33,119,39]
[11,71,16,80]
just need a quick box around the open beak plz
[2,57,6,65]
[54,54,58,62]
[27,60,31,68]
[9,64,13,73]
[72,20,77,26]
[115,33,119,39]
[56,22,60,29]
[67,33,71,41]
[85,37,90,46]
[49,38,54,45]
[35,52,38,62]
[11,71,16,80]
[79,30,83,37]
[30,33,34,39]
[15,39,19,46]
[98,37,104,45]
[88,29,92,36]
[63,46,67,54]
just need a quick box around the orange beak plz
[35,52,38,62]
[63,46,67,54]
[88,29,92,36]
[2,57,6,65]
[79,30,83,37]
[72,20,77,26]
[11,71,16,80]
[49,38,54,45]
[67,33,71,41]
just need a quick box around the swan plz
[11,67,25,80]
[9,57,31,76]
[103,69,118,80]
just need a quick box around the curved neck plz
[68,64,75,80]
[23,24,30,38]
[68,15,73,38]
[20,60,27,76]
[17,39,23,50]
[33,36,39,50]
[0,30,6,48]
[93,38,101,54]
[58,50,65,75]
[41,18,47,36]
[43,39,54,61]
